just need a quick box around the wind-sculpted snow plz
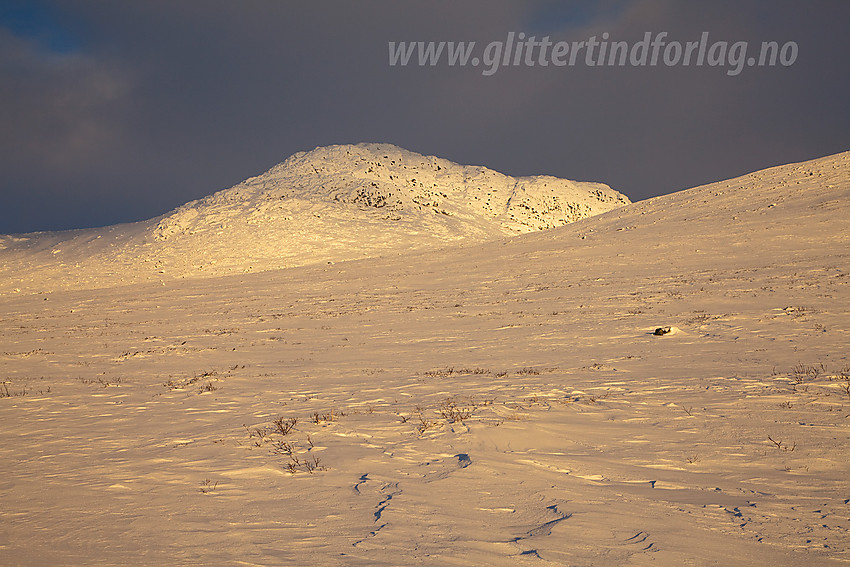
[0,143,628,293]
[1,150,848,565]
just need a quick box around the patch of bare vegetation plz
[829,365,850,400]
[245,414,327,474]
[285,454,324,474]
[767,435,796,452]
[437,397,475,423]
[778,362,850,402]
[164,368,232,393]
[273,416,298,435]
[1,380,51,398]
[312,409,344,424]
[2,348,52,358]
[424,367,490,378]
[413,406,438,435]
[77,375,122,387]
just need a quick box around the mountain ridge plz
[0,143,629,293]
[152,143,627,241]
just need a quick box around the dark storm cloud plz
[0,0,847,233]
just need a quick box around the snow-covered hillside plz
[1,150,847,565]
[0,143,628,294]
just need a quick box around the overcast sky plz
[1,0,848,233]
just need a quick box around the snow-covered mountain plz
[0,143,628,293]
[1,150,848,565]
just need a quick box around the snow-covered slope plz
[0,151,848,565]
[0,143,628,294]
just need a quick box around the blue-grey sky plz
[1,0,848,233]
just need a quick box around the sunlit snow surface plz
[0,143,628,294]
[0,149,848,565]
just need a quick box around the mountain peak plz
[1,143,630,292]
[153,143,628,242]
